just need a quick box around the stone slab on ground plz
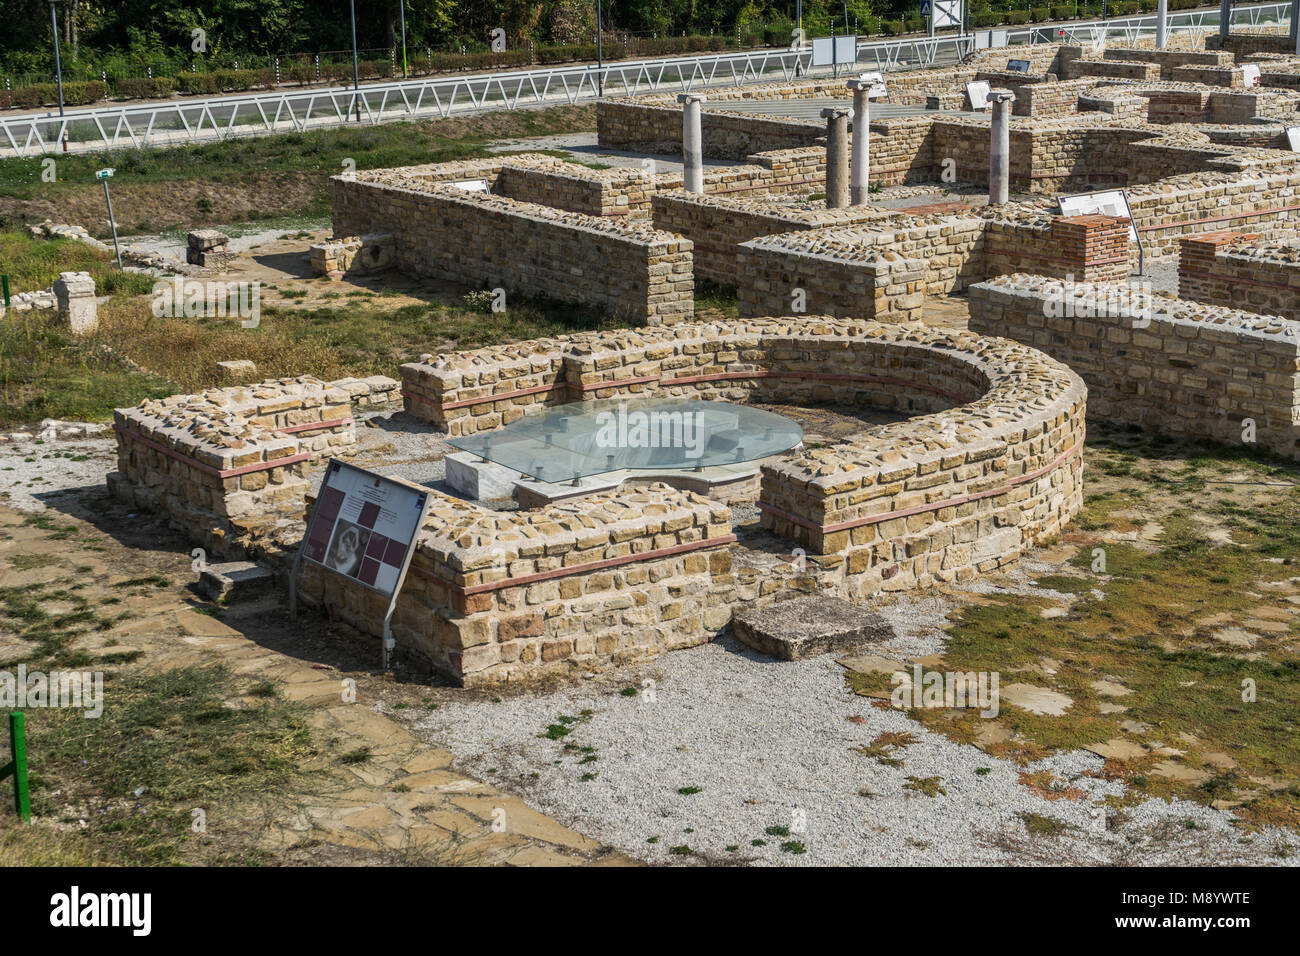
[732,595,894,660]
[197,561,277,602]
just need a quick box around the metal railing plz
[0,2,1289,158]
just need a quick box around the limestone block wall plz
[969,274,1300,460]
[1210,32,1295,58]
[734,213,1130,319]
[650,191,888,283]
[983,213,1132,283]
[1178,231,1300,319]
[597,100,823,158]
[735,235,929,323]
[1069,59,1163,82]
[296,482,738,686]
[1170,64,1250,87]
[108,375,400,559]
[1101,48,1233,79]
[332,172,694,326]
[1127,165,1300,257]
[754,326,1086,599]
[395,319,1086,645]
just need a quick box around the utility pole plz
[350,0,361,122]
[49,1,65,117]
[398,0,408,79]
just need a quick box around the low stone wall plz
[107,375,400,559]
[382,317,1087,681]
[1209,32,1295,58]
[1170,64,1250,87]
[651,191,887,283]
[297,481,739,686]
[1069,59,1163,82]
[597,100,823,158]
[1102,47,1233,79]
[1178,230,1300,319]
[969,274,1300,460]
[753,324,1086,599]
[1127,165,1300,257]
[733,212,1130,319]
[332,171,694,326]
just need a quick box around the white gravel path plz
[405,628,1297,866]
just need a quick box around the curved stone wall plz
[399,318,1088,660]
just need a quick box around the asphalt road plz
[0,4,1283,157]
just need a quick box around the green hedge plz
[174,69,264,94]
[0,80,106,109]
[111,76,175,99]
[880,19,906,35]
[1049,4,1075,18]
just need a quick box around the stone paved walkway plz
[0,500,630,866]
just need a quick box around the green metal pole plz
[2,712,31,822]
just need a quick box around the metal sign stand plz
[288,461,433,671]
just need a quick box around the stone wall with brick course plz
[969,274,1300,460]
[1178,230,1300,319]
[332,171,694,326]
[107,375,400,559]
[383,317,1087,680]
[734,212,1131,319]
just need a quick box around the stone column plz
[821,107,851,209]
[53,271,98,335]
[1157,0,1168,49]
[988,91,1015,206]
[847,77,873,205]
[677,93,706,194]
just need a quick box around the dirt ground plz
[0,479,632,866]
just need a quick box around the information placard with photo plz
[301,460,430,597]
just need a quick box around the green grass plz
[9,663,317,865]
[0,232,154,295]
[0,105,595,234]
[845,431,1300,830]
[0,228,613,426]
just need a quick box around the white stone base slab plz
[445,451,524,500]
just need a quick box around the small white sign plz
[1057,188,1138,243]
[933,0,963,28]
[811,34,858,67]
[1241,63,1261,87]
[1007,59,1032,73]
[966,80,992,111]
[451,178,489,192]
[1286,126,1300,151]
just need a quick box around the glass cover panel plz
[447,397,803,483]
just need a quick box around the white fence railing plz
[0,2,1290,158]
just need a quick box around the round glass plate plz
[447,397,803,483]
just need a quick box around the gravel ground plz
[403,614,1297,866]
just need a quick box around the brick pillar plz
[1050,215,1132,283]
